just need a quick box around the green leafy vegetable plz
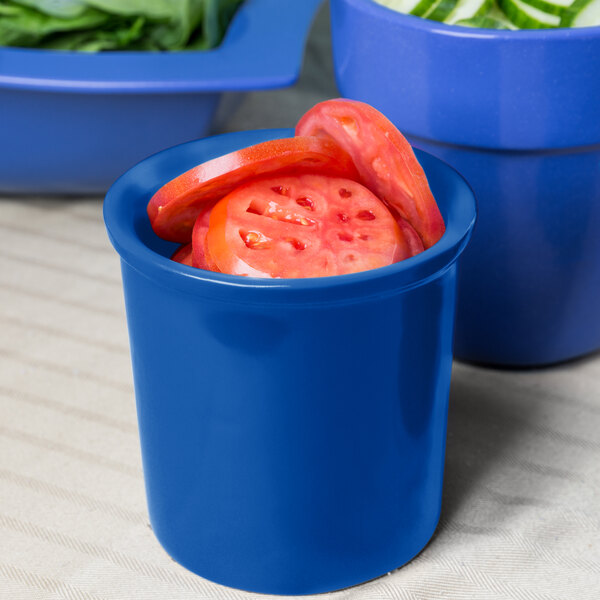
[0,0,245,51]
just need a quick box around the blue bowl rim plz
[0,0,323,93]
[348,0,600,40]
[103,128,477,307]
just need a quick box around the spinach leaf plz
[0,0,244,51]
[10,1,88,19]
[0,3,109,47]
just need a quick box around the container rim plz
[0,0,323,93]
[350,0,600,40]
[103,129,477,306]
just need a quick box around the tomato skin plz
[206,174,413,279]
[170,243,193,266]
[397,216,425,256]
[191,201,216,270]
[295,99,445,249]
[205,197,266,276]
[147,136,361,244]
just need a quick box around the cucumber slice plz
[486,4,521,26]
[573,0,600,24]
[426,0,460,21]
[561,0,600,25]
[445,0,493,24]
[519,0,574,16]
[455,14,512,25]
[499,0,561,26]
[373,0,598,27]
[410,0,439,16]
[372,0,425,15]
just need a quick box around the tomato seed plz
[345,254,356,262]
[337,213,349,223]
[357,210,376,221]
[246,199,265,215]
[359,234,370,241]
[338,188,352,198]
[240,229,271,250]
[252,201,316,227]
[338,232,353,242]
[296,197,314,210]
[271,186,289,196]
[336,116,359,137]
[287,238,307,251]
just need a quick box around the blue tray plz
[0,0,324,194]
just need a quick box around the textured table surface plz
[1,5,599,599]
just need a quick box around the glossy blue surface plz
[331,0,600,150]
[0,0,323,194]
[414,139,600,366]
[331,0,600,366]
[104,129,476,594]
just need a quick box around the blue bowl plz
[104,129,475,594]
[0,0,323,195]
[330,0,600,366]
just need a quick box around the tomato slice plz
[170,243,193,266]
[192,201,222,271]
[205,174,415,278]
[147,136,360,243]
[295,99,445,249]
[397,216,425,256]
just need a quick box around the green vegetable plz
[499,0,561,26]
[0,0,244,51]
[11,1,89,18]
[561,0,600,25]
[454,14,512,24]
[373,0,600,27]
[426,0,461,22]
[411,0,440,16]
[519,0,574,17]
[0,4,109,47]
[444,0,493,23]
[375,0,425,15]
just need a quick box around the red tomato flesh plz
[205,174,416,279]
[295,99,445,249]
[397,216,425,256]
[170,243,193,266]
[191,201,216,270]
[147,136,360,244]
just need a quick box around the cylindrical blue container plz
[331,0,600,366]
[104,129,476,595]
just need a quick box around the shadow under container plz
[331,0,600,366]
[103,129,476,595]
[0,0,322,195]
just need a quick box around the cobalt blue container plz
[0,0,322,195]
[331,0,600,366]
[104,129,476,594]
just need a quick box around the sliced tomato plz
[203,236,220,272]
[147,136,360,244]
[191,201,216,270]
[170,243,193,266]
[397,216,425,256]
[205,174,416,279]
[295,99,445,249]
